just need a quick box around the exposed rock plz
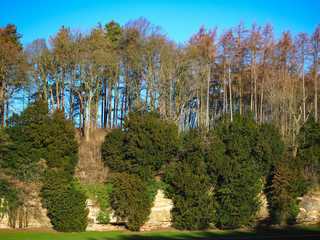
[140,190,173,231]
[256,194,269,220]
[0,197,51,229]
[87,224,126,231]
[88,189,173,231]
[297,192,320,224]
[2,189,320,230]
[87,199,100,226]
[147,190,173,223]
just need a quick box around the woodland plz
[0,18,320,232]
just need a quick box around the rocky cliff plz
[1,190,319,230]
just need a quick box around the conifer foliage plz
[0,99,88,232]
[267,154,305,225]
[109,173,151,231]
[102,110,180,231]
[102,110,180,181]
[40,169,88,232]
[164,129,221,230]
[214,112,263,229]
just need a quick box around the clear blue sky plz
[1,0,320,46]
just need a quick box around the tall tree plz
[248,22,261,116]
[188,25,217,129]
[311,23,320,121]
[104,20,122,129]
[49,26,74,112]
[0,24,24,126]
[295,32,310,123]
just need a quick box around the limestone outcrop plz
[1,190,320,230]
[297,192,320,224]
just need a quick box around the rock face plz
[0,197,51,229]
[2,190,320,230]
[256,194,269,220]
[87,189,173,231]
[141,189,173,231]
[297,192,320,224]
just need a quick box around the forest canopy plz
[0,18,319,147]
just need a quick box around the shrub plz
[110,173,151,231]
[102,110,180,181]
[0,178,21,227]
[214,112,263,229]
[83,183,113,224]
[164,162,215,230]
[164,128,221,230]
[267,153,306,225]
[40,169,88,232]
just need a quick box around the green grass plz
[0,227,320,240]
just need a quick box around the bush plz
[164,128,221,230]
[298,118,320,185]
[0,178,21,227]
[83,183,113,224]
[214,112,263,229]
[110,173,151,231]
[40,169,88,232]
[267,153,306,225]
[102,110,180,181]
[164,162,215,230]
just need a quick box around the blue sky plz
[1,0,320,45]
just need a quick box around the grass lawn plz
[1,226,320,240]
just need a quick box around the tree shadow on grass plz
[86,226,320,240]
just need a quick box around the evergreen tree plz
[44,109,79,174]
[267,153,305,225]
[109,173,151,231]
[165,162,215,230]
[102,110,180,181]
[164,128,223,230]
[40,169,88,232]
[1,99,87,231]
[214,157,262,229]
[1,100,79,180]
[254,123,285,177]
[215,112,262,229]
[2,100,50,181]
[298,118,320,180]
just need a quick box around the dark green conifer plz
[110,173,151,231]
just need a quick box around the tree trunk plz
[206,64,210,129]
[108,79,112,130]
[228,65,233,121]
